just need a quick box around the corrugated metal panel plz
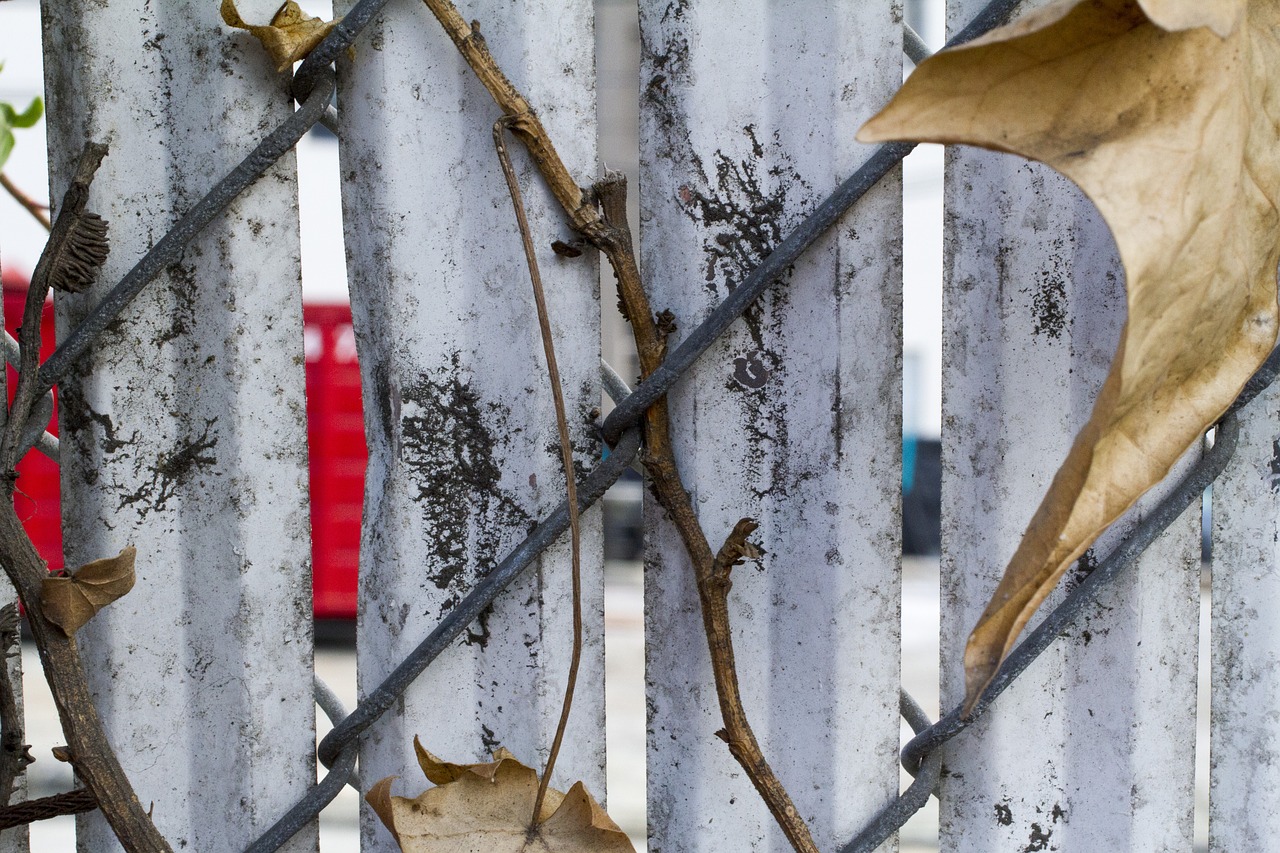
[43,0,317,847]
[333,0,605,845]
[637,2,903,849]
[940,1,1200,847]
[1210,386,1280,850]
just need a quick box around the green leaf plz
[6,96,42,129]
[0,95,42,170]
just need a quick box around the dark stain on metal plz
[1023,822,1052,852]
[399,354,530,638]
[994,800,1013,826]
[1064,548,1098,592]
[732,353,769,389]
[1030,270,1068,340]
[1268,438,1280,492]
[678,125,808,301]
[117,418,219,519]
[479,723,500,756]
[463,608,492,648]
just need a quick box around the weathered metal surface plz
[637,2,902,849]
[42,0,316,849]
[1210,384,1280,850]
[0,334,26,853]
[940,1,1200,846]
[333,1,604,846]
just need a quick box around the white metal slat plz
[332,1,605,846]
[1210,387,1280,850]
[0,428,23,853]
[637,2,902,850]
[42,0,317,850]
[941,2,1201,847]
[0,577,23,853]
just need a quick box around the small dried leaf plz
[368,738,635,853]
[220,0,341,73]
[860,0,1280,711]
[41,546,136,636]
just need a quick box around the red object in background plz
[0,275,366,619]
[302,305,366,619]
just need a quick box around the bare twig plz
[491,115,583,824]
[0,142,171,852]
[3,143,107,472]
[594,177,818,853]
[419,2,818,848]
[0,173,51,231]
[417,5,598,235]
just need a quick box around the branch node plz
[712,518,761,587]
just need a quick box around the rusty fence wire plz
[19,0,1278,849]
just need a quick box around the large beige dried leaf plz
[220,0,340,73]
[41,546,136,636]
[860,0,1280,711]
[366,738,635,853]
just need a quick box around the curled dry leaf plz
[41,546,136,636]
[220,0,340,73]
[860,0,1280,711]
[366,738,636,853]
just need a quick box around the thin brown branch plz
[0,142,171,852]
[0,173,51,231]
[418,2,598,233]
[0,508,168,851]
[491,116,583,824]
[595,177,818,853]
[419,3,819,848]
[3,143,108,472]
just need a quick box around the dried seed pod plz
[46,210,109,293]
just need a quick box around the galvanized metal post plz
[637,2,903,849]
[333,1,604,845]
[42,0,317,849]
[1210,384,1280,850]
[940,2,1201,847]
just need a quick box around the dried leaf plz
[860,0,1280,710]
[367,738,635,853]
[41,546,136,636]
[220,0,340,73]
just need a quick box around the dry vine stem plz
[0,173,51,231]
[418,1,820,849]
[0,143,170,851]
[491,115,584,823]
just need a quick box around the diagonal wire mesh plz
[16,0,1277,849]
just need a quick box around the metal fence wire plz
[24,0,1279,849]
